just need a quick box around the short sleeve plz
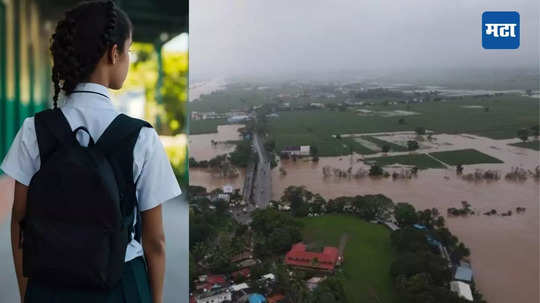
[133,127,182,212]
[0,117,41,186]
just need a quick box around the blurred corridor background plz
[0,0,189,301]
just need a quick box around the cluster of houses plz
[191,249,283,303]
[190,273,281,303]
[191,242,344,303]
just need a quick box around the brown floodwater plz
[270,133,539,303]
[188,124,244,161]
[190,129,539,302]
[189,168,246,192]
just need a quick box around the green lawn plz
[190,118,228,134]
[429,148,503,165]
[509,140,540,151]
[363,153,446,169]
[299,215,396,303]
[361,136,408,152]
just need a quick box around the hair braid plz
[49,1,132,108]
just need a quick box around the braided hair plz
[50,0,132,108]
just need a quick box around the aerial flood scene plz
[189,79,539,303]
[189,1,539,303]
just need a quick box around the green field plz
[299,215,396,303]
[429,149,503,165]
[361,136,408,152]
[190,118,228,134]
[509,140,540,151]
[363,153,446,169]
[267,95,539,156]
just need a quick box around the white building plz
[196,289,232,303]
[280,145,311,157]
[222,185,234,194]
[230,283,249,292]
[227,115,250,123]
[450,281,473,302]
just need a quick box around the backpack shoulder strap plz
[94,114,152,156]
[95,114,152,243]
[34,108,78,164]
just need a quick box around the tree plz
[250,209,302,257]
[398,118,406,125]
[369,164,384,176]
[394,203,418,227]
[229,140,255,167]
[382,145,391,153]
[456,164,464,175]
[355,194,394,221]
[517,128,529,142]
[391,228,429,253]
[415,127,426,135]
[311,276,348,303]
[407,140,419,151]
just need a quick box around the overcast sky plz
[190,0,539,81]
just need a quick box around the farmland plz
[428,149,504,166]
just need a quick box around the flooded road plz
[271,141,539,303]
[188,124,244,161]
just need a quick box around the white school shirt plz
[0,82,182,262]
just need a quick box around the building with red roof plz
[284,242,342,272]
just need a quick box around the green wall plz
[0,0,51,170]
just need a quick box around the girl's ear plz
[108,44,119,65]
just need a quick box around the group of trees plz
[517,125,540,142]
[390,203,483,303]
[123,43,188,135]
[229,139,258,167]
[250,208,303,258]
[276,186,395,222]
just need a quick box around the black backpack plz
[21,108,151,289]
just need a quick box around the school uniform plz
[1,82,182,302]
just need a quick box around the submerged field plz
[429,148,504,165]
[190,118,228,134]
[509,140,540,151]
[299,215,396,303]
[363,153,446,169]
[268,95,539,156]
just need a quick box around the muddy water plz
[189,78,226,101]
[189,124,246,192]
[189,168,246,192]
[188,124,244,161]
[271,152,539,303]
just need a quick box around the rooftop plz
[285,242,340,271]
